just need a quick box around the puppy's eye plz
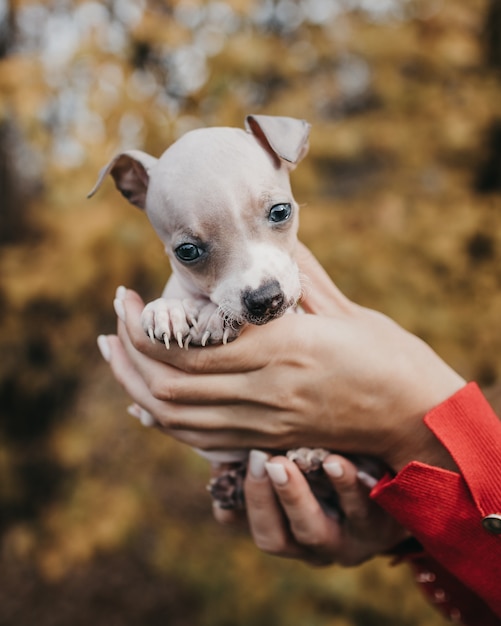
[175,243,203,262]
[269,203,292,223]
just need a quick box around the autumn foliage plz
[1,1,500,624]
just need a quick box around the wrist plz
[386,423,459,474]
[383,371,466,474]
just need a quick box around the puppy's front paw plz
[188,303,243,346]
[141,298,200,348]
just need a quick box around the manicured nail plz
[249,450,269,479]
[323,461,344,479]
[357,471,379,490]
[113,297,126,322]
[142,410,155,427]
[116,285,127,300]
[265,462,288,486]
[127,404,142,419]
[97,335,111,362]
[127,404,155,427]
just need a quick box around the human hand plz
[214,450,409,567]
[99,243,464,473]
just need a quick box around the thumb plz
[296,242,355,316]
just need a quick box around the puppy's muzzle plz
[242,280,288,325]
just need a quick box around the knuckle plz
[292,523,326,551]
[149,377,175,402]
[345,503,371,523]
[187,348,214,374]
[254,535,289,556]
[286,504,331,549]
[129,326,151,352]
[332,476,357,493]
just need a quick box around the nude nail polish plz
[265,462,288,486]
[97,335,111,362]
[323,461,344,479]
[139,409,155,427]
[127,404,142,419]
[357,471,378,490]
[249,450,269,479]
[115,285,127,300]
[113,297,126,322]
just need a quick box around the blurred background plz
[1,0,500,624]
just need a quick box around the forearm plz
[373,383,501,618]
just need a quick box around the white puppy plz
[91,116,377,510]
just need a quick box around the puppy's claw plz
[184,336,192,350]
[163,333,170,349]
[222,328,230,345]
[147,327,156,344]
[201,330,211,347]
[189,316,199,332]
[176,331,184,349]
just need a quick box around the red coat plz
[372,383,501,625]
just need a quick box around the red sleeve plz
[372,382,501,621]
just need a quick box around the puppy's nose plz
[242,281,285,321]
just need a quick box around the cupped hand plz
[100,243,464,473]
[216,451,409,567]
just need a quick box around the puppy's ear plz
[87,150,158,209]
[245,115,311,168]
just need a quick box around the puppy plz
[90,115,378,509]
[89,115,308,348]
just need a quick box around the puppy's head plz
[89,115,311,326]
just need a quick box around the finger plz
[102,334,261,453]
[117,289,180,363]
[116,293,308,415]
[104,333,174,416]
[264,456,342,563]
[116,310,269,406]
[244,450,307,560]
[118,288,291,375]
[322,455,372,524]
[296,242,355,316]
[101,334,286,451]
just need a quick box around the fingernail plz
[323,461,344,479]
[249,450,269,479]
[116,285,127,300]
[97,335,111,362]
[139,409,155,427]
[127,404,142,419]
[128,404,155,427]
[265,462,288,486]
[113,297,126,322]
[357,471,378,490]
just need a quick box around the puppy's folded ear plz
[87,150,158,210]
[245,115,311,168]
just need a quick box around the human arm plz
[372,382,501,619]
[103,243,464,475]
[237,450,409,567]
[99,243,501,619]
[235,392,501,624]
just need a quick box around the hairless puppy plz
[90,116,381,510]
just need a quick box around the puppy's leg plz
[141,297,201,348]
